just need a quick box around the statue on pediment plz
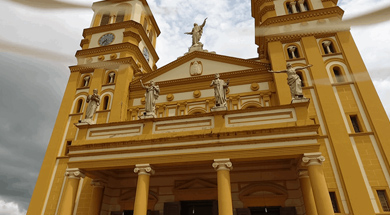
[140,80,160,118]
[210,73,229,111]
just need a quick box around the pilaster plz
[58,168,85,215]
[89,179,106,215]
[298,170,318,215]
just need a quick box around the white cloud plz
[0,200,26,215]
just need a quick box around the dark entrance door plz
[180,200,216,215]
[249,207,281,215]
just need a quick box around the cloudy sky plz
[0,0,389,214]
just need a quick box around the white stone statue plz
[81,89,100,124]
[185,18,207,47]
[140,80,160,117]
[268,63,312,100]
[210,73,229,109]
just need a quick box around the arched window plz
[100,13,110,25]
[287,46,300,59]
[108,72,116,84]
[103,96,110,110]
[322,41,335,54]
[116,10,125,23]
[333,67,344,83]
[76,99,83,113]
[297,71,305,87]
[82,75,90,87]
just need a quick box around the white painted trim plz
[225,108,296,127]
[72,177,84,215]
[350,84,371,132]
[333,86,352,133]
[310,89,326,135]
[71,95,88,114]
[324,138,350,214]
[310,88,350,213]
[71,131,317,155]
[86,124,144,140]
[69,139,317,162]
[350,137,380,213]
[369,135,390,189]
[54,175,67,215]
[41,116,72,215]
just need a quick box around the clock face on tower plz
[98,33,115,46]
[143,47,149,62]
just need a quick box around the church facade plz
[27,0,390,215]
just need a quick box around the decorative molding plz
[261,7,344,26]
[137,51,270,83]
[212,158,233,171]
[65,168,85,179]
[80,38,90,48]
[69,57,142,74]
[134,164,155,175]
[123,31,142,43]
[258,5,275,19]
[82,20,158,61]
[193,90,201,98]
[302,152,325,166]
[251,83,260,91]
[166,94,174,101]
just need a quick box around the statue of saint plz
[82,89,100,123]
[140,80,160,115]
[210,73,229,107]
[268,63,312,100]
[185,18,207,46]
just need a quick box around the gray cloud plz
[0,52,68,211]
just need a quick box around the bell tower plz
[252,0,390,214]
[27,1,160,214]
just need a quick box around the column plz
[59,168,85,215]
[298,170,318,215]
[88,179,106,215]
[133,164,154,215]
[298,0,307,12]
[302,153,334,215]
[213,159,233,215]
[290,1,298,13]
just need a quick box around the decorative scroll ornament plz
[134,164,155,175]
[65,168,85,179]
[302,152,325,166]
[212,158,233,171]
[190,61,203,76]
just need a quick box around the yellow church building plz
[27,0,390,215]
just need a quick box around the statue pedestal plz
[291,98,310,104]
[139,112,156,119]
[77,119,95,125]
[184,43,216,55]
[211,106,228,112]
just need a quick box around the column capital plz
[91,179,106,188]
[213,158,233,171]
[302,152,325,166]
[290,1,297,5]
[65,168,85,179]
[134,164,155,175]
[322,41,331,47]
[298,170,309,179]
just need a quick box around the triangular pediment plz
[175,178,217,190]
[136,51,269,83]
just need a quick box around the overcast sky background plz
[0,0,389,214]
